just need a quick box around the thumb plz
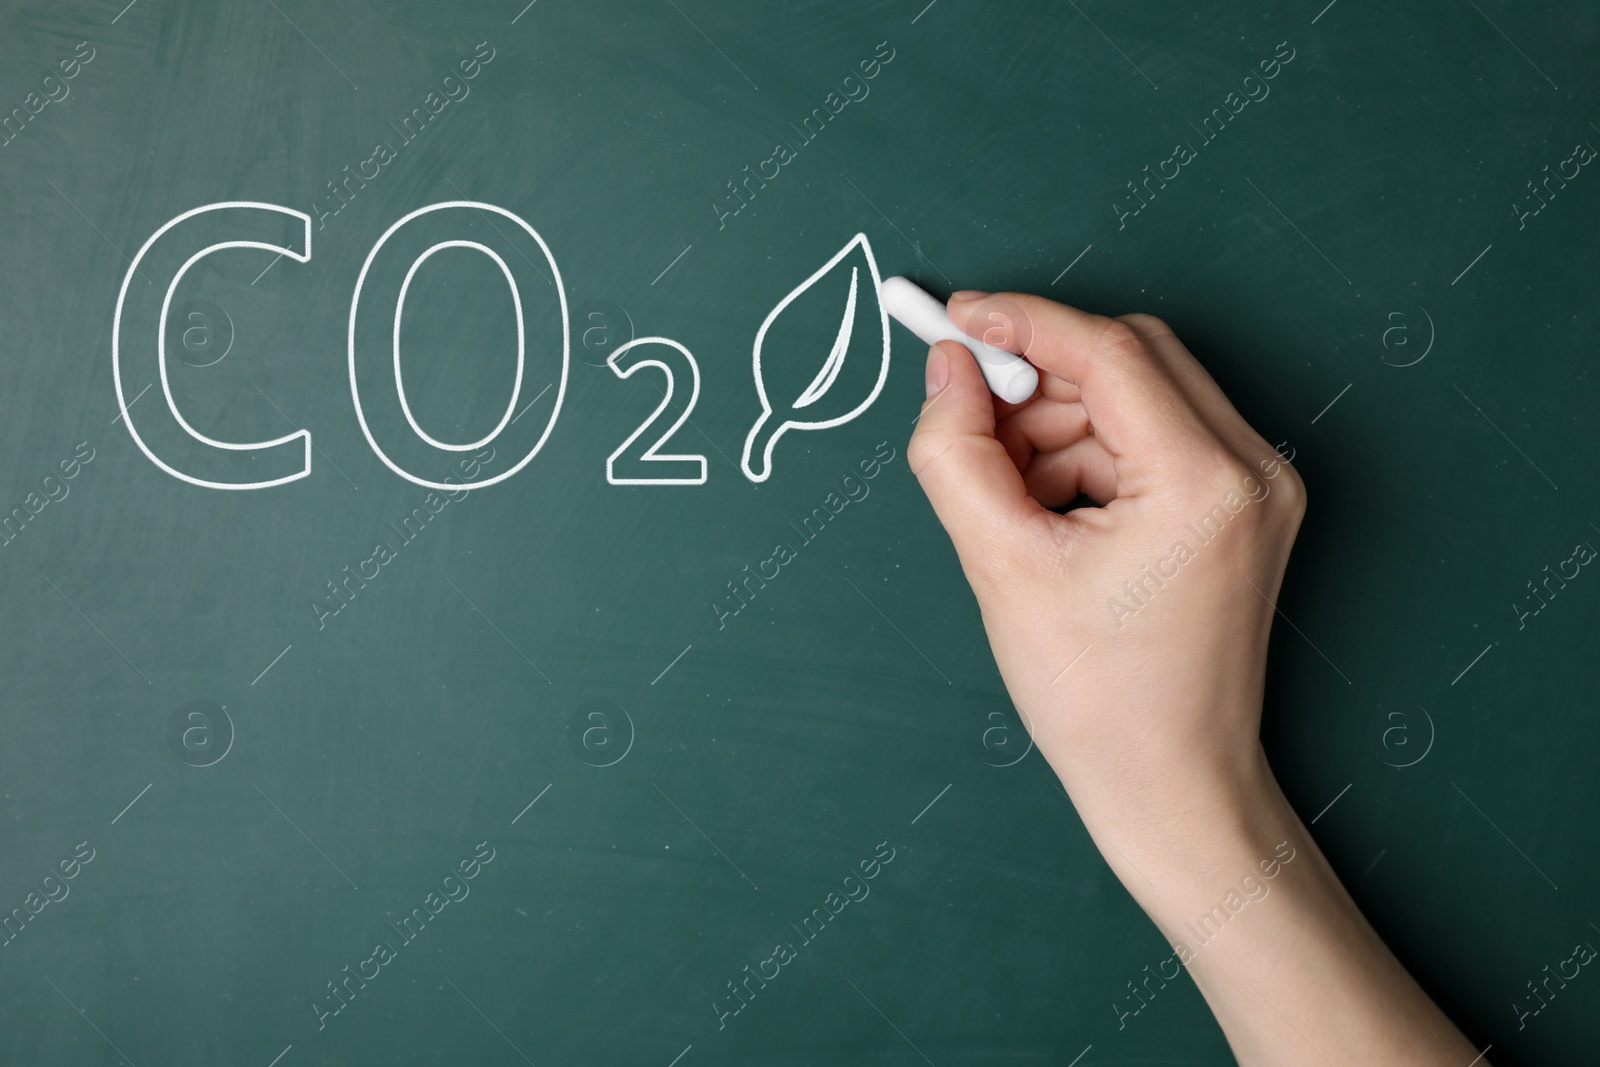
[908,341,1040,568]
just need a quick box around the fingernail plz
[925,343,949,397]
[950,289,990,301]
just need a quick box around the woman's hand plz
[908,293,1304,866]
[907,292,1481,1066]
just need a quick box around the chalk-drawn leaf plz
[740,233,890,483]
[792,264,858,409]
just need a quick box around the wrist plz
[1074,744,1298,917]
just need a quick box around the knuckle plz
[906,429,951,478]
[1118,312,1172,336]
[1192,450,1254,498]
[1272,462,1308,518]
[1095,318,1146,358]
[1173,453,1265,529]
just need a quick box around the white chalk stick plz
[881,276,1039,404]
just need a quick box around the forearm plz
[1085,747,1480,1065]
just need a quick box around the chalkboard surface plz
[1,1,1596,1064]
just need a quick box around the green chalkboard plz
[0,1,1596,1064]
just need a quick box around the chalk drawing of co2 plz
[111,199,889,489]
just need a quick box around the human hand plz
[907,294,1489,1065]
[908,293,1306,882]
